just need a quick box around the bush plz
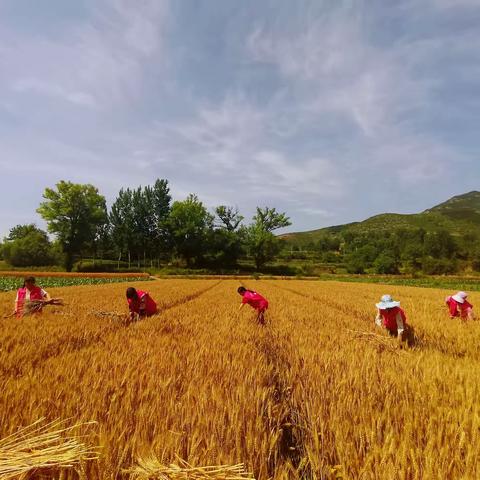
[472,256,480,272]
[3,236,55,267]
[374,253,399,274]
[73,260,144,273]
[345,254,366,274]
[421,257,459,275]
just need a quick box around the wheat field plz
[1,279,479,480]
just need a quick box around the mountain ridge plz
[282,191,480,245]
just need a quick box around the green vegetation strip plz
[313,274,480,291]
[0,276,153,292]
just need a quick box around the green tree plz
[110,188,136,267]
[472,250,480,272]
[215,206,244,231]
[423,230,457,259]
[166,194,214,266]
[210,206,245,267]
[245,207,291,270]
[150,179,172,237]
[110,180,171,268]
[401,243,423,272]
[345,251,367,274]
[373,253,399,274]
[422,257,458,275]
[2,224,54,267]
[37,181,107,271]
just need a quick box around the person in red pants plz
[237,286,268,325]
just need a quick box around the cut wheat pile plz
[0,419,97,480]
[0,278,479,479]
[126,456,253,480]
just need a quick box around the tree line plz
[0,179,291,272]
[285,228,480,274]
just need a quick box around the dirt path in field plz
[251,319,316,478]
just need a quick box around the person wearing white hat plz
[374,294,408,341]
[445,291,474,321]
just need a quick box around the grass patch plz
[0,275,152,292]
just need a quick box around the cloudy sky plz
[1,0,479,236]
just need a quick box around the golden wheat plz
[0,279,479,479]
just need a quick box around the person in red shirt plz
[374,294,408,342]
[238,286,268,325]
[445,291,475,321]
[126,287,158,321]
[14,276,51,317]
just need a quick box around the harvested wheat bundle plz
[0,418,97,480]
[23,298,65,316]
[346,329,407,354]
[126,456,255,480]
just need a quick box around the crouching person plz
[14,276,51,317]
[375,294,410,344]
[445,291,475,321]
[126,287,158,322]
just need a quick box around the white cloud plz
[0,0,169,110]
[12,78,97,108]
[0,0,478,236]
[247,7,430,137]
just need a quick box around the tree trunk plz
[64,251,74,272]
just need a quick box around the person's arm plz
[395,311,405,340]
[138,294,147,316]
[238,302,246,311]
[467,307,475,321]
[41,289,51,301]
[447,299,457,318]
[374,309,382,327]
[14,291,20,315]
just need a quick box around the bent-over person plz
[375,294,409,343]
[238,286,268,325]
[126,287,158,321]
[445,291,475,321]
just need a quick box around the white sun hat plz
[376,294,400,309]
[452,291,468,303]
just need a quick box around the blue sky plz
[1,0,479,237]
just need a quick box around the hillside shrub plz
[421,257,459,275]
[374,253,400,274]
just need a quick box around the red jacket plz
[15,286,45,317]
[242,291,268,311]
[127,290,157,316]
[378,306,407,331]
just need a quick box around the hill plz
[282,191,480,246]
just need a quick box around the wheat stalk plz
[0,418,97,480]
[126,456,255,480]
